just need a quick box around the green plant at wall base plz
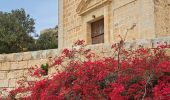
[41,63,49,75]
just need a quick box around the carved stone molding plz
[76,0,111,15]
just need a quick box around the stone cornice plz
[76,0,111,16]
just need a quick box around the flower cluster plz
[1,40,170,100]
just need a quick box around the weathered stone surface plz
[23,52,32,61]
[154,0,170,37]
[14,53,23,61]
[46,50,54,58]
[135,39,152,48]
[51,49,59,58]
[0,71,7,80]
[10,61,28,70]
[0,54,5,63]
[5,54,15,62]
[7,70,24,79]
[8,78,16,88]
[28,60,39,68]
[151,38,169,48]
[1,34,170,91]
[0,80,8,87]
[102,43,112,52]
[31,51,42,60]
[0,62,11,71]
[39,59,48,65]
[41,50,47,59]
[48,67,58,76]
[58,0,170,48]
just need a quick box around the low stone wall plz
[0,36,170,91]
[87,36,170,56]
[0,49,59,89]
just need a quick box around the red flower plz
[158,61,170,72]
[109,83,125,100]
[74,40,85,46]
[62,48,70,57]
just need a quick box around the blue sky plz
[0,0,58,36]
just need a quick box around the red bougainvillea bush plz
[0,40,170,100]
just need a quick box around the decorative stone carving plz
[76,0,111,15]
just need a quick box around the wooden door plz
[91,18,104,44]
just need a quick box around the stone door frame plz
[81,3,112,45]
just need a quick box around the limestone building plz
[58,0,170,48]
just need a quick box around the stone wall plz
[112,0,156,42]
[154,0,170,37]
[62,0,82,47]
[0,49,59,90]
[58,0,170,48]
[1,37,170,93]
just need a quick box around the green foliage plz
[0,8,35,53]
[36,28,58,50]
[41,63,49,75]
[0,8,58,54]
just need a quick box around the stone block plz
[28,60,41,68]
[92,44,100,51]
[41,50,47,59]
[0,80,8,87]
[51,49,59,57]
[0,71,7,80]
[124,41,133,49]
[0,62,11,71]
[10,61,28,70]
[23,52,32,61]
[31,51,42,60]
[0,54,5,63]
[151,38,168,48]
[135,39,152,48]
[102,43,111,52]
[5,54,15,62]
[8,78,16,88]
[103,52,113,57]
[10,62,18,70]
[14,53,23,61]
[46,50,54,58]
[7,70,24,79]
[23,69,29,77]
[18,61,28,69]
[39,59,48,65]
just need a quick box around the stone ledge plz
[0,36,170,90]
[0,49,58,62]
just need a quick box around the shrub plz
[35,27,58,50]
[0,8,35,54]
[0,40,170,100]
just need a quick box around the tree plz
[0,8,35,53]
[36,27,58,50]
